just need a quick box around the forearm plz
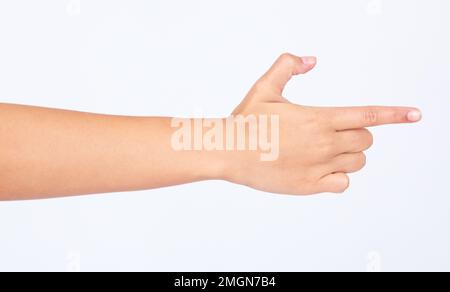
[0,103,224,200]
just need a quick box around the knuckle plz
[358,153,367,168]
[363,107,379,124]
[366,131,374,147]
[336,176,350,193]
[361,129,374,148]
[324,174,350,194]
[279,53,298,66]
[280,52,294,60]
[394,110,406,123]
[352,152,366,167]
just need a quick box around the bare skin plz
[0,53,421,200]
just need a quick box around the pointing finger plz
[331,106,422,130]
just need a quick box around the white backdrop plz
[0,0,449,272]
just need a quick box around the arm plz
[0,54,421,201]
[0,104,225,200]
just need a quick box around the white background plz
[0,0,449,272]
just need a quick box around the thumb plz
[258,53,317,95]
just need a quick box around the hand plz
[223,53,422,195]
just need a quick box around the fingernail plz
[407,110,422,122]
[301,56,317,65]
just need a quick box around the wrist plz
[194,118,234,182]
[168,117,229,181]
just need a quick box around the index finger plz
[330,106,422,130]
